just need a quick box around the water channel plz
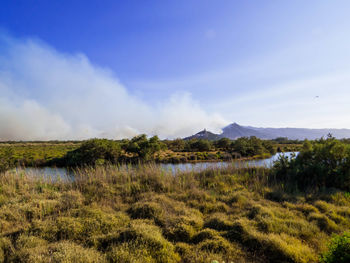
[13,152,298,181]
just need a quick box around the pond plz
[160,151,297,173]
[13,152,298,181]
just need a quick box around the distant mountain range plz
[185,123,350,140]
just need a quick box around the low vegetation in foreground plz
[0,137,349,262]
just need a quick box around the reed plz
[0,164,349,262]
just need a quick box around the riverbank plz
[154,150,273,164]
[0,138,302,171]
[9,152,297,182]
[0,164,348,262]
[0,145,271,167]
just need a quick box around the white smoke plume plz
[0,35,228,140]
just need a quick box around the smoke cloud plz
[0,35,227,140]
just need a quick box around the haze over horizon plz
[1,1,350,140]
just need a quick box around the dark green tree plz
[272,137,350,191]
[167,138,185,152]
[185,139,212,152]
[215,138,231,151]
[126,135,162,160]
[65,139,121,166]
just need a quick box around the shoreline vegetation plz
[0,136,349,262]
[0,135,302,171]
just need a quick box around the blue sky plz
[1,1,350,139]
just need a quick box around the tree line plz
[0,135,289,170]
[272,135,350,192]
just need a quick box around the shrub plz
[272,137,350,191]
[320,231,350,263]
[65,139,121,166]
[231,136,268,157]
[124,135,162,160]
[185,139,212,152]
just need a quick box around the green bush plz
[124,135,162,161]
[185,139,212,152]
[65,139,121,166]
[272,137,350,191]
[320,231,350,263]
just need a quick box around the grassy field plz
[0,164,349,263]
[0,142,80,167]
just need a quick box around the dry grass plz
[0,164,349,262]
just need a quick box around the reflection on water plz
[15,167,75,182]
[160,152,297,173]
[14,152,298,180]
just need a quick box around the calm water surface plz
[16,152,298,180]
[160,152,297,173]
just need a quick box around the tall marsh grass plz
[0,164,349,262]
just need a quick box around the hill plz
[184,129,221,140]
[186,123,350,140]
